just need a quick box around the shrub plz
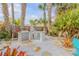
[0,30,11,41]
[52,9,79,36]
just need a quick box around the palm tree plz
[11,3,15,24]
[47,3,52,34]
[11,3,15,38]
[38,3,47,33]
[55,3,78,15]
[21,3,26,30]
[1,3,10,30]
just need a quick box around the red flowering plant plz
[0,46,28,56]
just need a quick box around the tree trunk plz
[11,3,15,24]
[21,3,26,30]
[43,4,47,33]
[2,3,10,30]
[11,3,15,38]
[47,3,52,35]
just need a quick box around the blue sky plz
[0,3,56,25]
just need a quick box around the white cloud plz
[31,15,38,19]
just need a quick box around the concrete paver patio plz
[0,37,74,56]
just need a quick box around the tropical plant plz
[53,8,79,36]
[0,46,28,56]
[38,3,47,32]
[30,19,37,26]
[14,19,21,26]
[30,18,48,27]
[55,3,79,15]
[0,30,11,41]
